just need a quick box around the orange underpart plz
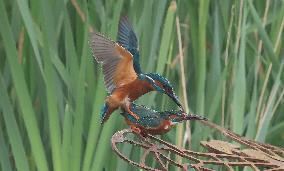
[127,108,140,120]
[112,79,153,102]
[104,79,153,122]
[143,120,173,135]
[107,79,153,105]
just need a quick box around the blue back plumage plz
[120,103,186,128]
[121,104,164,128]
[145,73,173,91]
[116,16,182,108]
[123,104,162,128]
[117,16,142,74]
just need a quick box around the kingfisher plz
[90,16,183,124]
[121,103,207,136]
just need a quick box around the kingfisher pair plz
[90,16,206,135]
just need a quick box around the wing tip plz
[119,15,131,24]
[89,32,117,62]
[89,32,115,44]
[117,15,139,50]
[118,15,134,32]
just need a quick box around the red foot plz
[130,126,148,140]
[127,107,140,120]
[130,125,141,134]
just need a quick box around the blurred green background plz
[0,0,284,170]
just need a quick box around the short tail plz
[100,103,115,124]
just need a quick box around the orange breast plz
[127,79,154,101]
[107,79,154,109]
[142,120,172,135]
[125,118,173,135]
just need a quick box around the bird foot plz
[123,98,140,120]
[126,106,140,120]
[129,111,140,120]
[130,125,141,134]
[130,126,149,142]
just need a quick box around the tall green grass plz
[0,0,283,170]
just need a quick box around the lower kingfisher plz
[90,16,183,124]
[120,103,207,135]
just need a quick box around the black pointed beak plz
[171,112,207,123]
[184,114,208,121]
[168,93,184,111]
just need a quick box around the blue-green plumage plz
[92,16,184,124]
[100,103,109,122]
[117,16,183,109]
[117,16,142,74]
[122,104,169,128]
[121,103,207,135]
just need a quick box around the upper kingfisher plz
[90,16,183,123]
[121,103,207,135]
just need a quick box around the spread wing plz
[90,32,137,93]
[117,16,139,51]
[117,16,142,73]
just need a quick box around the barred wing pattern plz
[90,32,137,93]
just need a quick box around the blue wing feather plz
[117,16,138,50]
[90,32,119,93]
[117,16,142,74]
[123,104,162,128]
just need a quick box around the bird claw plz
[126,107,140,120]
[130,125,141,134]
[130,126,149,141]
[130,111,140,120]
[123,98,140,120]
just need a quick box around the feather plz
[89,32,137,93]
[117,16,138,51]
[90,33,120,92]
[117,16,143,74]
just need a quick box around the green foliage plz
[0,0,283,170]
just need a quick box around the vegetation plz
[0,0,283,170]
